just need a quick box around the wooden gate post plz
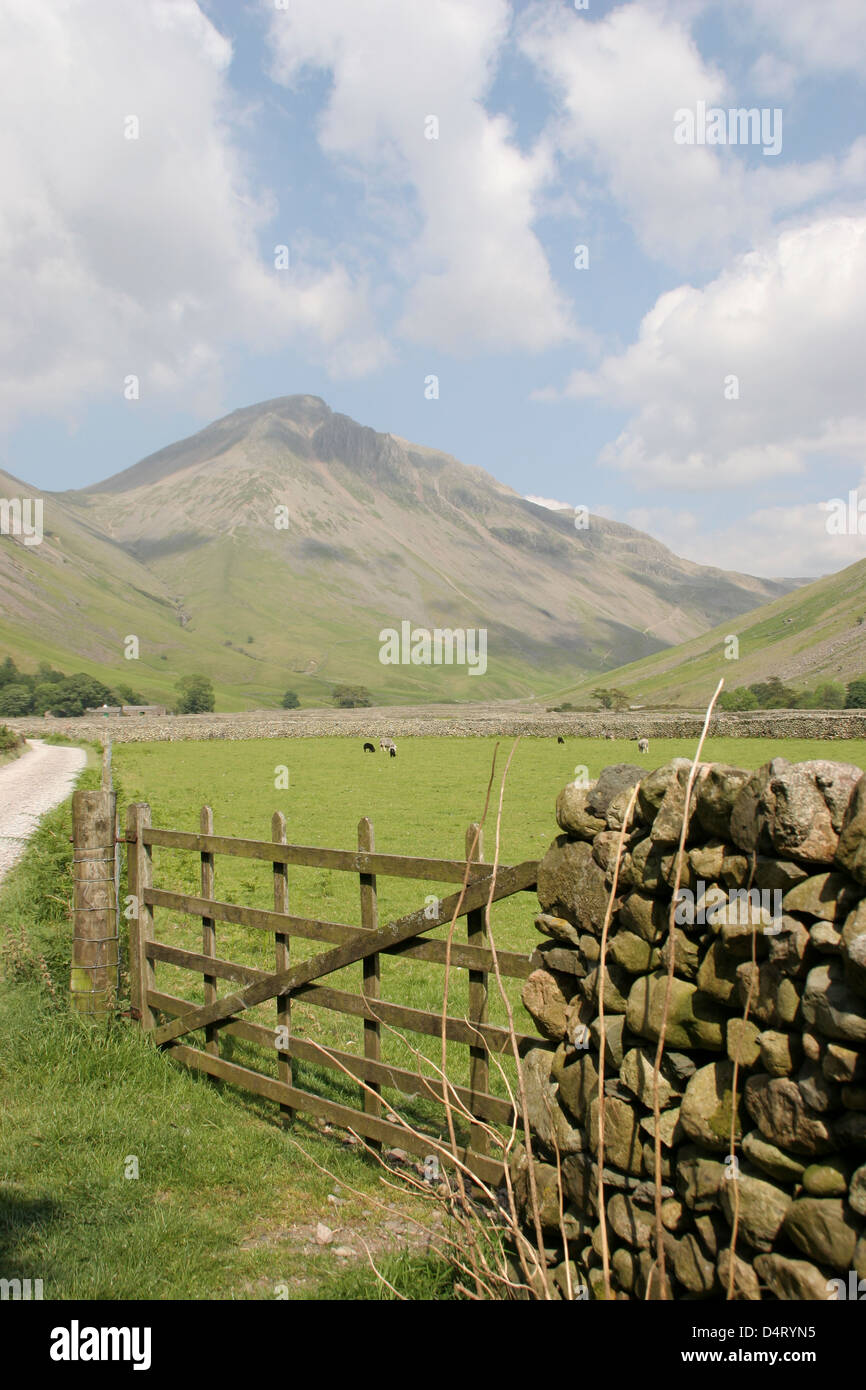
[359,816,382,1136]
[126,802,155,1030]
[273,810,293,1125]
[466,822,489,1155]
[70,788,119,1016]
[201,806,218,1057]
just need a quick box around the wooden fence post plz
[70,788,119,1016]
[273,810,293,1124]
[359,816,381,1136]
[200,806,218,1057]
[466,822,489,1155]
[126,802,155,1030]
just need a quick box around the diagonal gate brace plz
[152,860,536,1047]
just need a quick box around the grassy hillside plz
[554,557,866,708]
[0,468,289,711]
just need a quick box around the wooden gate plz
[124,803,539,1186]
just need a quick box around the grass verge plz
[0,766,446,1300]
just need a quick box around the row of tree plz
[0,658,146,719]
[588,677,866,712]
[719,676,866,710]
[3,651,865,718]
[0,657,219,718]
[0,656,379,717]
[185,682,376,712]
[182,682,374,712]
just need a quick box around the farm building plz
[83,704,167,717]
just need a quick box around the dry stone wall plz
[515,757,866,1300]
[9,708,866,743]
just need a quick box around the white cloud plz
[731,0,866,76]
[553,216,866,493]
[0,0,389,425]
[613,491,866,580]
[519,2,866,268]
[686,493,866,579]
[265,0,574,354]
[746,51,798,100]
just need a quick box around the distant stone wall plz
[515,758,866,1300]
[8,708,866,743]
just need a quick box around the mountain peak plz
[240,394,331,428]
[80,394,334,495]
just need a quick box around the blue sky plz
[1,0,865,578]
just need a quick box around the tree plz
[47,674,114,717]
[591,688,629,711]
[748,676,796,709]
[0,684,33,716]
[112,683,145,705]
[281,690,300,709]
[815,682,845,709]
[332,684,373,708]
[719,686,758,711]
[47,685,86,717]
[175,674,215,714]
[0,656,20,689]
[35,661,64,685]
[846,678,866,709]
[33,682,61,713]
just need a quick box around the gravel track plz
[0,739,87,886]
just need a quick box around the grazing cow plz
[389,746,396,758]
[363,742,376,753]
[637,737,649,754]
[557,735,565,744]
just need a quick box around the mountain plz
[558,556,866,708]
[1,395,798,708]
[0,463,188,674]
